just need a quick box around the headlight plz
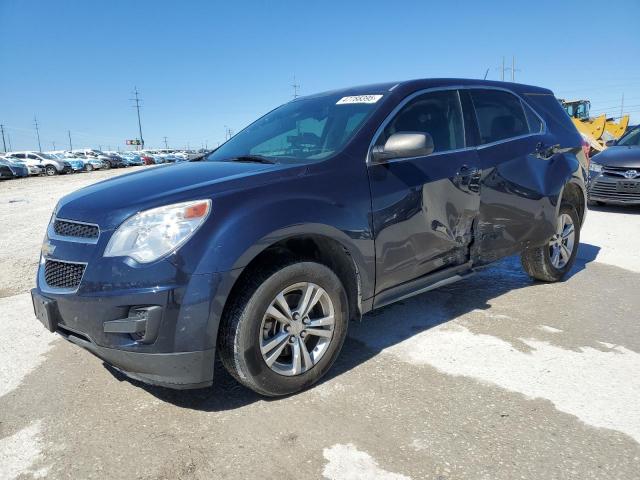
[589,162,603,173]
[104,200,211,263]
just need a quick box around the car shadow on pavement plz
[111,242,600,411]
[588,204,640,215]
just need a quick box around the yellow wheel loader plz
[560,99,629,153]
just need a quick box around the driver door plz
[367,89,481,295]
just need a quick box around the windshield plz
[206,93,383,163]
[617,127,640,147]
[39,153,57,160]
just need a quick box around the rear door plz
[367,89,481,294]
[466,88,554,262]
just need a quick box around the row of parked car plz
[0,149,200,179]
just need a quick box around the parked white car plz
[7,151,72,176]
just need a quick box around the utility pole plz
[0,124,6,152]
[7,133,12,151]
[620,93,625,119]
[292,74,300,99]
[509,56,521,82]
[131,87,144,150]
[501,57,505,81]
[224,125,233,141]
[52,141,56,151]
[483,68,489,80]
[68,130,73,151]
[163,136,168,149]
[34,116,42,151]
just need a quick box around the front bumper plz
[588,175,640,205]
[33,251,232,389]
[31,280,218,389]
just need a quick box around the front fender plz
[178,171,375,300]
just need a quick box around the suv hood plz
[593,146,640,168]
[56,161,294,229]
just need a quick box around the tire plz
[45,165,57,176]
[103,161,111,170]
[86,164,94,172]
[521,203,580,282]
[219,261,349,397]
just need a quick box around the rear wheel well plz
[222,235,362,328]
[561,182,585,225]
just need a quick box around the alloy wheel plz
[548,213,575,269]
[259,282,335,376]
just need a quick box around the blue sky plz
[1,0,639,151]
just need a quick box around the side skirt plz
[372,262,474,310]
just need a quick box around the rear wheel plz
[45,165,57,176]
[521,203,580,282]
[103,161,111,170]
[219,261,349,396]
[85,164,94,172]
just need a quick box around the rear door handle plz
[455,165,481,193]
[536,142,561,159]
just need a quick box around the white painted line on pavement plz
[323,444,411,480]
[0,420,49,480]
[0,294,58,399]
[380,324,640,443]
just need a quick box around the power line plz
[130,87,144,150]
[34,116,42,152]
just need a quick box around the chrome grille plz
[44,260,86,289]
[53,219,99,239]
[589,178,640,201]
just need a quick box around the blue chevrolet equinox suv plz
[32,79,587,396]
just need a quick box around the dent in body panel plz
[368,150,480,294]
[472,136,579,264]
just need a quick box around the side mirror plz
[605,139,616,147]
[371,132,434,163]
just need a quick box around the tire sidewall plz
[235,262,348,396]
[45,165,56,176]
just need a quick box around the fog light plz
[103,306,162,344]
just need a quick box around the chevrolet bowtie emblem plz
[42,241,56,257]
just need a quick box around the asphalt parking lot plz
[1,169,639,480]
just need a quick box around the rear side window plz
[523,103,544,133]
[378,90,464,153]
[470,89,529,144]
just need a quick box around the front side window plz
[470,89,529,144]
[377,90,464,153]
[207,93,383,163]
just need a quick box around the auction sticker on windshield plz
[336,95,383,105]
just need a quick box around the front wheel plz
[45,165,57,176]
[219,261,349,397]
[521,203,580,282]
[85,164,93,172]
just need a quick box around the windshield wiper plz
[227,155,275,164]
